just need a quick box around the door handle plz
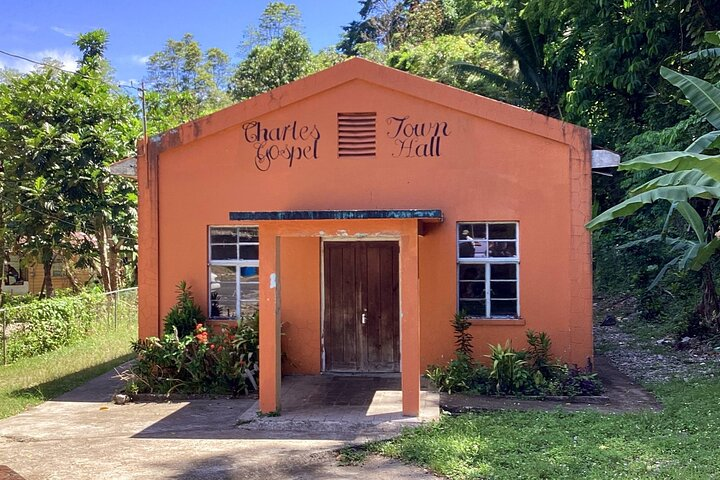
[361,310,367,325]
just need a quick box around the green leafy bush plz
[426,312,492,394]
[162,281,205,338]
[426,324,604,397]
[487,341,530,394]
[426,352,491,394]
[127,317,259,395]
[452,311,473,357]
[4,290,105,362]
[545,365,604,397]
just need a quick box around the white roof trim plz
[591,150,621,169]
[107,157,137,179]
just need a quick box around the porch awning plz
[229,209,443,222]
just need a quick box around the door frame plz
[320,236,401,373]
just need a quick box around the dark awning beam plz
[229,209,443,222]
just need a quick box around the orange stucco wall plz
[280,236,321,374]
[137,59,592,374]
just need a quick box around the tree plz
[0,30,141,295]
[588,36,720,333]
[230,28,312,101]
[241,1,303,51]
[455,1,577,118]
[145,33,231,131]
[522,0,720,148]
[387,34,511,100]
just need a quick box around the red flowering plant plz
[128,314,259,395]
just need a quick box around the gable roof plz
[146,57,589,156]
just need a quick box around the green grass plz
[369,380,720,479]
[0,320,136,419]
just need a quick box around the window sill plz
[468,317,525,326]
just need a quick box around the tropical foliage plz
[588,32,720,333]
[0,30,140,296]
[127,319,259,395]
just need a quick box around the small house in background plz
[136,58,593,416]
[2,255,92,296]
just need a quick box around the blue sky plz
[0,0,361,84]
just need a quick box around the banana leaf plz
[586,185,720,230]
[620,151,720,181]
[685,131,720,153]
[630,170,719,194]
[660,66,720,129]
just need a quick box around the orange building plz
[137,58,593,416]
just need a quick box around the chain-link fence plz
[1,287,138,366]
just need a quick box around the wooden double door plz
[323,241,400,372]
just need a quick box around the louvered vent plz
[338,112,376,157]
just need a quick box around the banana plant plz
[587,32,720,331]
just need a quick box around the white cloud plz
[130,54,150,65]
[33,49,78,72]
[0,49,78,74]
[51,26,77,38]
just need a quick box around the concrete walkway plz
[0,368,439,480]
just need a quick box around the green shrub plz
[426,327,604,397]
[163,281,205,338]
[452,311,473,358]
[487,341,530,394]
[427,352,491,394]
[4,290,105,362]
[128,317,259,395]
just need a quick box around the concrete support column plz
[400,229,420,416]
[137,140,160,339]
[259,224,281,414]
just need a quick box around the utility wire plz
[0,48,144,92]
[0,47,149,171]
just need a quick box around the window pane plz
[490,281,517,298]
[458,224,474,240]
[210,265,236,318]
[459,281,484,299]
[472,224,487,239]
[240,266,259,280]
[210,227,237,244]
[458,238,489,258]
[491,300,517,317]
[240,283,259,304]
[460,264,485,281]
[459,224,490,258]
[239,245,259,260]
[240,283,259,318]
[237,227,259,243]
[488,241,516,257]
[211,265,236,282]
[215,296,237,318]
[240,301,259,318]
[489,223,516,239]
[211,244,237,260]
[491,264,516,280]
[459,300,485,317]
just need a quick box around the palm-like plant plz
[588,33,720,332]
[454,4,575,119]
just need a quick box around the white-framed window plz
[457,222,519,318]
[208,226,259,319]
[51,262,64,278]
